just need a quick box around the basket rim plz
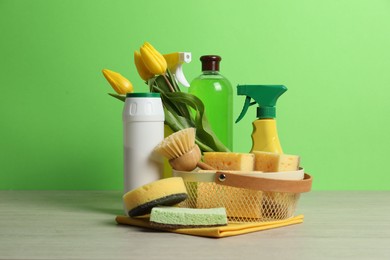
[172,167,305,182]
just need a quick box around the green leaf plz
[164,107,193,131]
[151,81,191,120]
[163,107,185,132]
[166,68,181,92]
[108,93,126,102]
[151,83,182,116]
[154,75,172,93]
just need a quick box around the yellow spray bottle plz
[236,85,287,153]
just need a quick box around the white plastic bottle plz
[123,93,165,194]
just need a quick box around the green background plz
[1,0,389,190]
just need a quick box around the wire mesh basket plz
[173,170,312,223]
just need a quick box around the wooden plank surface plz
[1,191,389,259]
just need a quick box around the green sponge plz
[150,207,228,229]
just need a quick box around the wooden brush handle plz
[196,161,214,170]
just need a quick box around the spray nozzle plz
[235,85,287,123]
[163,52,192,87]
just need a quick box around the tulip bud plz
[134,51,154,81]
[102,69,133,95]
[140,42,167,75]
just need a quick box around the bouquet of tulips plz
[102,42,229,153]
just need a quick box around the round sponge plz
[123,177,188,217]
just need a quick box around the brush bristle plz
[154,128,196,160]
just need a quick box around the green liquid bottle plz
[189,55,233,151]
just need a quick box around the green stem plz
[162,74,175,92]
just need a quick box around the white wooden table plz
[1,191,389,259]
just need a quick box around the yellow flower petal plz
[102,69,133,95]
[140,42,167,75]
[134,51,154,81]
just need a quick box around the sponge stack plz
[253,151,300,172]
[203,152,254,171]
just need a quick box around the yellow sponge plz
[253,151,300,172]
[123,177,188,217]
[203,152,254,171]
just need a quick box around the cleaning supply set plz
[102,42,312,238]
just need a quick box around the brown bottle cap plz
[200,55,221,71]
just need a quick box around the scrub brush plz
[153,128,214,171]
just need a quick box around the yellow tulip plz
[102,69,133,95]
[134,51,154,81]
[139,42,167,75]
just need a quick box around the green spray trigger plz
[235,96,257,123]
[235,85,287,123]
